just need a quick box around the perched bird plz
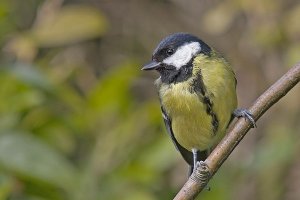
[142,33,255,175]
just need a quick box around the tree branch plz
[174,62,300,200]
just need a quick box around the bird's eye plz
[166,48,174,56]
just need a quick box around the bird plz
[142,33,255,176]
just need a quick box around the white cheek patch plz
[162,42,201,70]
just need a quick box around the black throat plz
[158,58,194,84]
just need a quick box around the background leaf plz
[0,132,77,190]
[31,5,108,47]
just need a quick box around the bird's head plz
[142,33,211,83]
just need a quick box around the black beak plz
[141,61,162,70]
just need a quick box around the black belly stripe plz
[191,71,219,134]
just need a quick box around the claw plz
[191,161,211,188]
[234,108,257,128]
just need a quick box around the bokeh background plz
[0,0,300,199]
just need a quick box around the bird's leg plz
[192,148,198,170]
[234,108,257,128]
[191,149,211,189]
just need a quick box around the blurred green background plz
[0,0,300,199]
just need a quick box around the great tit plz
[142,33,255,175]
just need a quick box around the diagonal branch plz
[174,62,300,200]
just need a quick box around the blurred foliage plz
[0,0,299,200]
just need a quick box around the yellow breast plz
[159,81,215,150]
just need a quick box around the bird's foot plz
[234,108,257,128]
[191,161,211,189]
